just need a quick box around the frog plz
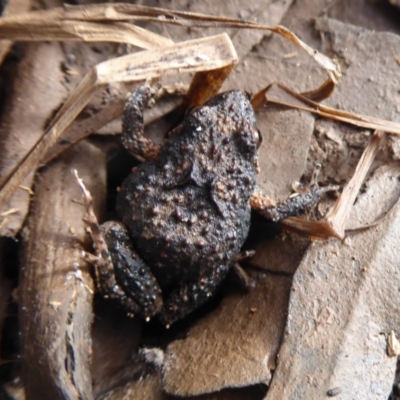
[79,85,335,327]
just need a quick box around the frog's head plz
[184,90,262,163]
[211,91,261,172]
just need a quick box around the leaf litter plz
[0,2,399,399]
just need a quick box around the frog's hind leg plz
[159,264,230,327]
[101,221,163,320]
[75,170,162,320]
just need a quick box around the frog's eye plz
[254,129,263,148]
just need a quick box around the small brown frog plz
[79,85,333,326]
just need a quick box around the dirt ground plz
[0,1,400,399]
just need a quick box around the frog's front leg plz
[159,265,230,327]
[122,85,161,161]
[75,171,162,320]
[251,164,340,222]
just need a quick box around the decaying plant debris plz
[0,4,343,214]
[1,4,398,237]
[0,1,400,399]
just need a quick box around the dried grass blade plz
[0,69,98,207]
[266,84,400,135]
[324,131,385,238]
[280,218,342,240]
[282,132,385,239]
[42,100,125,165]
[0,7,173,49]
[0,0,30,64]
[95,34,237,84]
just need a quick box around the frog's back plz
[117,90,259,286]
